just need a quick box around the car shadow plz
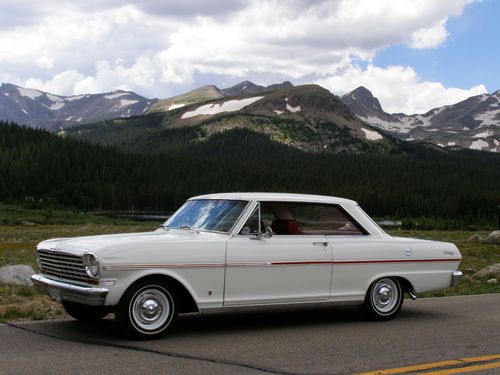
[17,301,453,343]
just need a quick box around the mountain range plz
[1,80,498,152]
[0,83,156,131]
[341,86,499,152]
[65,84,391,154]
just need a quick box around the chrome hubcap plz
[371,279,399,314]
[131,287,171,331]
[141,299,161,321]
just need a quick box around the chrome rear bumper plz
[450,271,462,287]
[31,274,109,306]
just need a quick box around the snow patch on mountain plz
[473,131,493,138]
[286,103,301,113]
[65,95,85,102]
[285,97,301,113]
[17,87,42,99]
[361,128,383,141]
[167,103,185,111]
[474,109,500,127]
[119,99,139,107]
[47,102,65,110]
[104,92,129,100]
[181,96,263,119]
[479,94,489,103]
[470,139,489,150]
[360,116,409,133]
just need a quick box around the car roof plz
[189,192,357,206]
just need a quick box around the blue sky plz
[374,0,498,92]
[0,0,496,114]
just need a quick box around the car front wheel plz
[116,279,177,339]
[359,277,403,321]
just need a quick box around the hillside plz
[0,83,156,130]
[2,80,498,152]
[67,84,392,154]
[2,121,500,224]
[341,86,500,152]
[147,85,224,113]
[221,80,293,97]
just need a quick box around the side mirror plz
[262,226,273,238]
[250,227,273,240]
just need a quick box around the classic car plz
[32,193,462,339]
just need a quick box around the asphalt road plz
[1,294,499,375]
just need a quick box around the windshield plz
[164,199,248,233]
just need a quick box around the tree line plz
[0,121,499,226]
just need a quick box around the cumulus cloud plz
[410,19,449,49]
[25,70,85,95]
[316,64,486,114]
[0,0,482,113]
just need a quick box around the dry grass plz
[0,284,65,323]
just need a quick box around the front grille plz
[38,249,90,283]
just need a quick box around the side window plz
[288,204,365,235]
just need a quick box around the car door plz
[322,205,374,300]
[224,202,333,306]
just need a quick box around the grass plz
[0,224,498,323]
[0,221,157,323]
[387,230,500,297]
[0,223,157,270]
[0,203,156,226]
[0,284,65,323]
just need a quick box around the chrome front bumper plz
[31,274,109,306]
[450,271,463,287]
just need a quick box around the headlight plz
[81,253,100,278]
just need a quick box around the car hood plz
[37,228,225,257]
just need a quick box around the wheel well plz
[127,274,199,314]
[394,277,415,295]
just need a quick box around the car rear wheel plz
[62,301,109,321]
[359,277,403,321]
[116,279,177,339]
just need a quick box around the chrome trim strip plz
[230,200,259,237]
[103,263,225,271]
[332,258,462,265]
[103,258,461,271]
[201,299,364,314]
[31,274,108,306]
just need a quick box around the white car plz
[32,193,462,339]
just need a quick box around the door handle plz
[313,242,328,247]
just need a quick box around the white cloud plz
[25,70,85,95]
[316,64,486,114]
[0,0,483,113]
[25,57,157,96]
[410,19,449,49]
[35,56,55,69]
